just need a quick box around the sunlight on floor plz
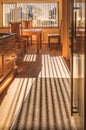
[0,54,76,130]
[23,54,37,62]
[23,54,70,78]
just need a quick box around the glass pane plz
[73,0,85,130]
[3,3,59,28]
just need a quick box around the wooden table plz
[22,29,42,53]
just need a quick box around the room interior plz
[0,0,86,130]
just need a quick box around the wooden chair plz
[23,20,32,44]
[23,20,32,29]
[9,21,28,54]
[48,20,62,47]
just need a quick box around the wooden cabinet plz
[0,33,17,94]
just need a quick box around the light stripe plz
[59,57,70,78]
[23,54,70,78]
[53,57,61,78]
[38,55,70,78]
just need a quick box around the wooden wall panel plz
[62,0,71,59]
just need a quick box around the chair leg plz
[30,36,32,44]
[58,36,59,44]
[40,33,42,48]
[27,36,32,46]
[59,37,61,44]
[24,41,27,54]
[48,37,50,48]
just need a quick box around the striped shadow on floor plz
[2,55,77,130]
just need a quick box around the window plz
[74,2,85,27]
[3,2,59,28]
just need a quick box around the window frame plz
[3,2,59,28]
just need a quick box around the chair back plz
[23,20,32,29]
[9,22,22,39]
[59,19,63,35]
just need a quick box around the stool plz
[48,34,60,47]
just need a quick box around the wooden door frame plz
[84,1,86,130]
[70,0,86,130]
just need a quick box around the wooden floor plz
[0,43,76,130]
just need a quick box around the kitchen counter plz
[0,33,16,40]
[0,33,17,94]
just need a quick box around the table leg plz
[37,34,39,53]
[40,33,42,48]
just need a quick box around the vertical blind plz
[3,3,59,28]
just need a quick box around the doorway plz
[70,0,86,130]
